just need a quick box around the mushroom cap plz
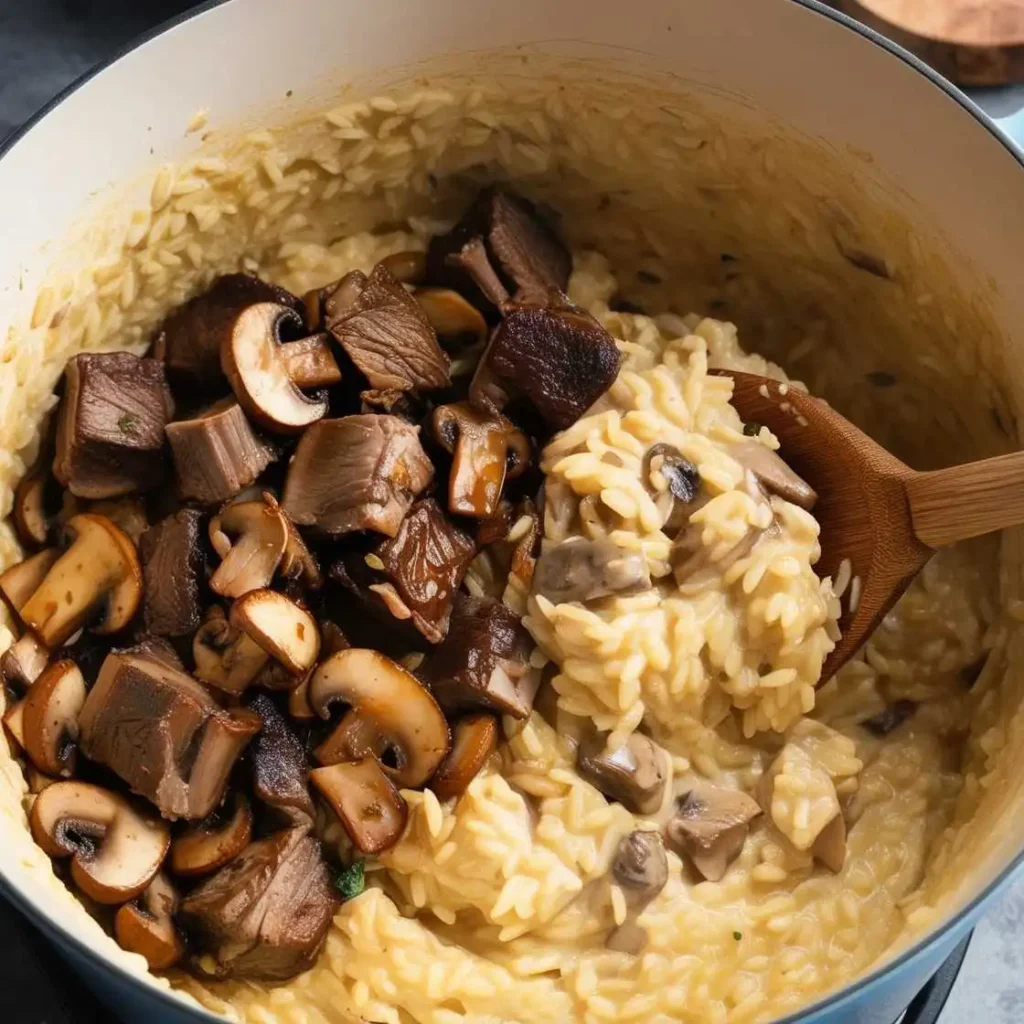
[12,472,52,548]
[193,606,270,694]
[309,648,450,788]
[0,633,50,691]
[221,302,329,433]
[170,793,253,877]
[22,659,87,778]
[611,830,669,900]
[0,548,60,619]
[30,780,170,903]
[576,732,667,817]
[414,288,488,348]
[230,589,320,676]
[20,513,142,647]
[114,872,184,970]
[310,758,408,855]
[208,497,289,599]
[430,714,499,801]
[3,698,26,752]
[726,439,817,510]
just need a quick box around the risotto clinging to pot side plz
[0,78,1002,1024]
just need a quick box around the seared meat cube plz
[79,651,259,820]
[179,829,336,982]
[246,693,315,828]
[139,508,204,638]
[324,263,450,392]
[419,593,540,718]
[282,415,434,537]
[53,353,173,499]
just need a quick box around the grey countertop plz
[1,3,1024,1022]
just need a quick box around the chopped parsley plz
[118,413,140,435]
[733,931,743,941]
[335,859,365,901]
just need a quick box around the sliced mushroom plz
[53,352,173,499]
[90,498,149,547]
[447,236,510,307]
[208,496,288,599]
[310,758,408,855]
[279,515,322,590]
[20,513,142,647]
[309,648,450,788]
[221,302,339,433]
[3,698,25,751]
[414,288,488,349]
[606,830,668,955]
[287,621,348,722]
[139,508,204,638]
[665,780,762,882]
[577,732,667,816]
[379,250,427,285]
[0,549,60,617]
[419,594,541,720]
[114,872,184,970]
[431,714,499,801]
[726,439,816,510]
[166,398,277,506]
[30,780,170,903]
[193,606,269,694]
[533,537,651,605]
[432,403,530,518]
[170,793,253,877]
[641,444,701,531]
[0,633,49,690]
[13,469,62,548]
[22,660,87,778]
[811,811,847,874]
[230,590,320,676]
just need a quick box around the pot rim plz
[1,0,1021,1019]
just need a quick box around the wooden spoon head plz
[712,370,933,681]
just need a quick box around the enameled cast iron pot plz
[2,1,1024,1021]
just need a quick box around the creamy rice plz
[0,62,1016,1024]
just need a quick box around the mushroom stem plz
[281,334,342,388]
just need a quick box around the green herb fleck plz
[118,413,140,435]
[335,859,365,901]
[742,422,762,437]
[733,931,742,941]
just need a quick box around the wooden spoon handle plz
[905,450,1024,548]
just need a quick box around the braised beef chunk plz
[246,693,315,828]
[179,829,336,982]
[154,273,302,390]
[53,353,173,499]
[419,593,540,718]
[475,298,621,430]
[334,498,476,644]
[282,415,434,537]
[166,399,277,506]
[139,509,204,638]
[427,187,571,307]
[118,634,185,672]
[79,652,260,820]
[324,264,450,392]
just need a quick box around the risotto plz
[0,66,1010,1024]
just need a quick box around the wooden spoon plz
[713,369,1024,680]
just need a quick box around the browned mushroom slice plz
[89,497,149,547]
[3,698,25,751]
[114,872,184,970]
[20,513,142,647]
[139,509,204,638]
[208,496,288,599]
[309,648,450,788]
[193,606,269,695]
[431,715,499,801]
[288,621,349,722]
[0,634,49,690]
[279,514,322,590]
[533,538,650,605]
[13,469,63,548]
[221,302,339,434]
[53,352,173,499]
[79,651,260,820]
[166,398,277,506]
[432,403,530,518]
[246,693,315,828]
[812,812,847,874]
[606,830,668,954]
[337,498,476,644]
[419,594,540,720]
[154,272,303,390]
[414,288,488,350]
[310,758,408,855]
[577,732,667,816]
[170,793,254,877]
[665,780,762,882]
[641,444,702,531]
[231,590,320,676]
[726,439,816,510]
[282,415,434,537]
[0,549,60,617]
[30,780,170,903]
[324,264,450,392]
[379,250,428,285]
[178,829,336,982]
[427,187,571,309]
[21,660,87,778]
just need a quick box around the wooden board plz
[833,0,1024,83]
